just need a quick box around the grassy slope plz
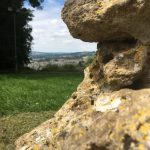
[0,73,83,149]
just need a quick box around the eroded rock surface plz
[16,88,150,150]
[16,42,150,150]
[62,0,150,45]
[78,42,149,93]
[60,89,150,150]
[16,0,150,149]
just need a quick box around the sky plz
[28,0,96,53]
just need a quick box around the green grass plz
[0,72,83,149]
[0,72,83,116]
[0,111,55,150]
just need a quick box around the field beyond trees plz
[0,72,83,149]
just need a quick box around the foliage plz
[40,56,95,72]
[84,56,95,67]
[0,0,44,70]
[41,64,82,72]
[27,0,44,8]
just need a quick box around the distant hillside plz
[30,51,95,60]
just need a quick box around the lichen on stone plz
[94,95,122,112]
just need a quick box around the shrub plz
[41,63,80,72]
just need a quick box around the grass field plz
[0,72,83,150]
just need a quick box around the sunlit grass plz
[0,72,83,116]
[0,72,83,149]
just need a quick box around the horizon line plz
[31,50,96,53]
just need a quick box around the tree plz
[27,0,44,8]
[0,0,44,70]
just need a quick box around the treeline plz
[0,0,43,70]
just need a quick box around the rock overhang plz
[62,0,150,45]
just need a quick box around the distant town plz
[28,51,95,71]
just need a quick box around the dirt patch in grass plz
[0,111,55,150]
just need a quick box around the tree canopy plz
[0,0,44,70]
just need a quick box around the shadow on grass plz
[0,111,55,150]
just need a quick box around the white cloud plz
[29,0,96,52]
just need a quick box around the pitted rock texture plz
[78,42,149,93]
[62,0,150,44]
[16,89,150,150]
[16,42,150,150]
[60,89,150,150]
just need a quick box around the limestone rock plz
[16,89,150,150]
[103,43,147,89]
[16,42,150,150]
[16,0,150,149]
[62,0,150,45]
[62,89,150,150]
[78,42,149,92]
